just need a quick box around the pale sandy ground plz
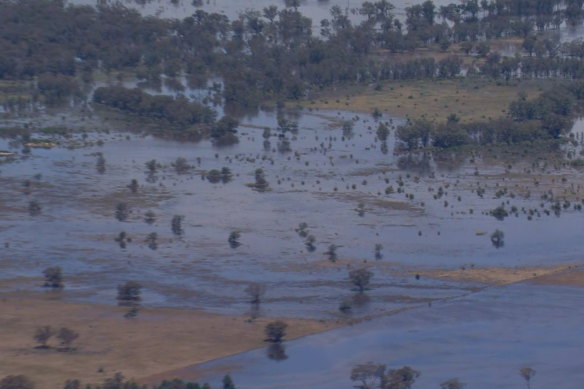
[417,264,580,286]
[529,268,584,286]
[2,263,582,389]
[0,291,336,389]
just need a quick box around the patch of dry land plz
[529,268,584,287]
[0,291,336,389]
[418,264,577,286]
[304,78,546,123]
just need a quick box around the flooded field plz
[1,104,584,320]
[3,1,584,388]
[2,84,584,388]
[169,282,584,389]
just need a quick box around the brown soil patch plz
[418,264,576,286]
[303,78,545,123]
[0,291,336,388]
[529,268,584,287]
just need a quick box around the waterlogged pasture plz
[1,107,583,321]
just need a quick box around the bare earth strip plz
[417,264,580,286]
[0,291,336,389]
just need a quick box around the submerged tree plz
[144,210,156,224]
[305,234,316,252]
[374,243,383,260]
[42,266,63,288]
[325,244,338,262]
[252,168,270,191]
[440,378,465,389]
[28,201,41,216]
[116,281,142,307]
[350,362,386,389]
[377,122,390,141]
[222,375,236,389]
[228,231,241,248]
[490,229,505,249]
[172,157,191,174]
[519,367,536,389]
[171,215,184,236]
[96,153,106,174]
[349,268,373,293]
[244,283,266,305]
[145,232,158,250]
[128,179,139,193]
[115,203,130,222]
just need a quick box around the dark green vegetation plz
[397,80,584,149]
[93,87,216,136]
[2,0,584,132]
[264,321,288,343]
[349,363,537,389]
[0,374,236,389]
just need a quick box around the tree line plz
[1,0,584,111]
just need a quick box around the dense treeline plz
[1,0,584,110]
[93,86,240,142]
[0,374,236,389]
[397,80,584,149]
[93,86,215,127]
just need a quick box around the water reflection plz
[266,343,288,361]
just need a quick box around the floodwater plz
[2,53,584,389]
[67,0,453,24]
[1,104,584,319]
[174,282,584,389]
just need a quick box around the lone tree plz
[349,268,373,293]
[56,327,79,351]
[325,244,338,262]
[145,159,158,174]
[145,232,158,250]
[171,215,184,236]
[28,201,42,216]
[386,366,420,389]
[491,229,505,249]
[305,234,316,252]
[253,168,269,191]
[265,321,287,343]
[172,157,191,174]
[128,179,139,194]
[115,203,130,222]
[350,362,386,389]
[117,281,142,306]
[519,367,536,389]
[144,211,156,224]
[33,326,54,348]
[440,378,465,389]
[244,283,266,304]
[222,375,235,389]
[374,243,383,260]
[0,375,35,389]
[228,231,241,248]
[42,266,63,288]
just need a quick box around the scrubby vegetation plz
[397,80,584,149]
